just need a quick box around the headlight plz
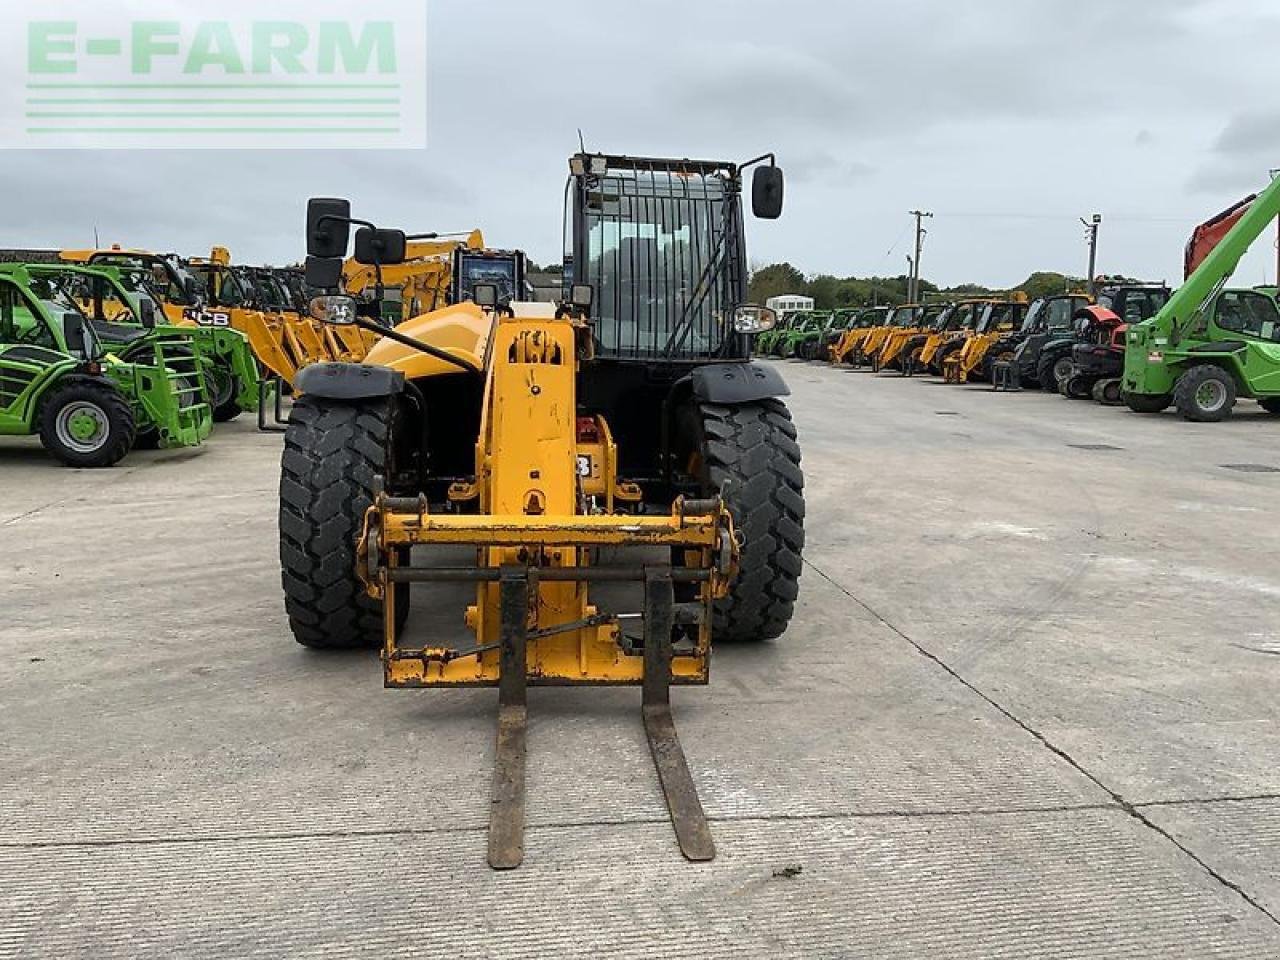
[733,305,777,334]
[309,295,358,326]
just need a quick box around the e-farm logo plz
[2,1,426,149]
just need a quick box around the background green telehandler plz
[0,265,210,465]
[27,263,258,430]
[1123,175,1280,421]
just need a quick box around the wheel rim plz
[1195,379,1227,412]
[1053,358,1073,381]
[56,402,110,453]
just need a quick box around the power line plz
[934,211,1194,224]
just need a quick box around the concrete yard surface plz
[2,361,1280,957]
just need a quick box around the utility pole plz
[908,210,932,303]
[1082,214,1102,296]
[905,255,914,302]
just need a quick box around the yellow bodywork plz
[344,229,484,321]
[919,300,992,371]
[832,319,884,365]
[942,298,1026,383]
[360,302,733,688]
[363,301,494,378]
[869,305,925,370]
[190,248,342,383]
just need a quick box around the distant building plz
[766,294,814,315]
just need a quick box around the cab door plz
[0,280,65,430]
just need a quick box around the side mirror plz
[570,284,594,311]
[751,166,785,220]
[354,227,407,266]
[62,313,89,357]
[733,304,777,334]
[306,197,352,258]
[308,295,359,326]
[140,299,157,329]
[473,283,498,308]
[304,255,343,290]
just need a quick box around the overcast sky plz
[3,0,1278,289]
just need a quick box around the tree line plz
[748,262,1087,309]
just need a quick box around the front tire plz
[279,396,408,649]
[1036,352,1071,393]
[206,362,244,423]
[1259,397,1280,414]
[1123,391,1171,414]
[1091,379,1122,405]
[1173,365,1236,422]
[687,401,805,642]
[39,380,135,468]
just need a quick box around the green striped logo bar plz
[9,1,426,149]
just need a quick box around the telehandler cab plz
[830,307,889,364]
[1003,294,1092,388]
[812,307,860,360]
[942,298,1027,384]
[343,230,485,324]
[918,299,989,375]
[893,302,955,376]
[279,152,804,869]
[859,304,922,370]
[1123,173,1280,421]
[876,303,944,373]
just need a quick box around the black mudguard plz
[691,362,790,404]
[294,362,404,401]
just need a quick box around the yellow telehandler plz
[880,302,952,375]
[343,229,485,323]
[282,151,803,869]
[941,296,1028,383]
[830,306,890,364]
[856,304,920,369]
[870,303,934,372]
[917,299,991,375]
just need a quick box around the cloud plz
[784,151,876,185]
[0,0,1277,287]
[1188,110,1279,194]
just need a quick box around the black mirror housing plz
[354,227,407,266]
[751,165,785,220]
[305,255,344,290]
[570,284,593,310]
[140,299,157,329]
[306,197,352,258]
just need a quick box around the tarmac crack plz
[1,498,72,527]
[0,801,1123,852]
[804,558,1280,928]
[1,466,140,527]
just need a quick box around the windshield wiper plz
[659,211,734,360]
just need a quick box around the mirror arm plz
[351,316,482,377]
[738,152,777,172]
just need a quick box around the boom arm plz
[1153,176,1280,339]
